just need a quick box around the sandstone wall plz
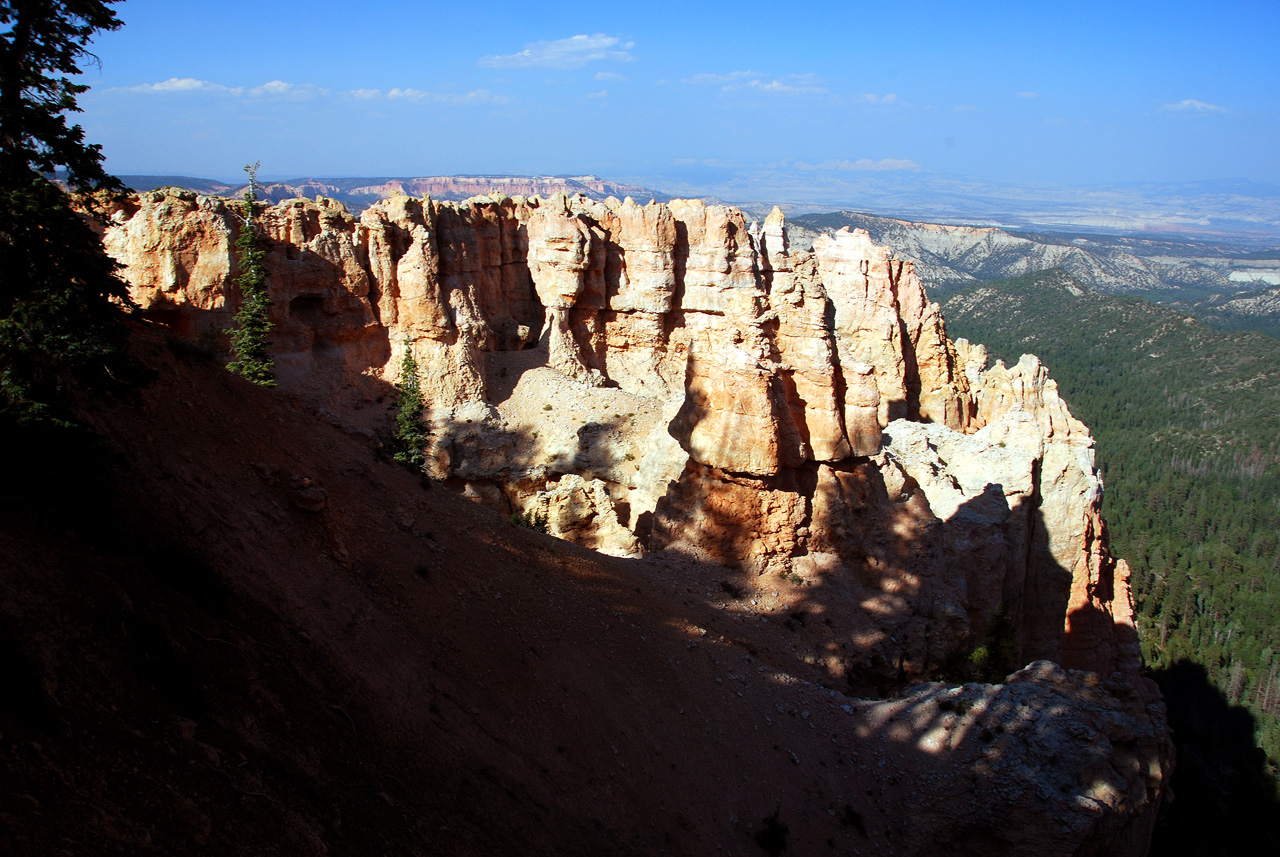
[103,189,1148,690]
[103,188,1169,851]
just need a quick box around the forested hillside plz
[793,212,1280,342]
[943,270,1280,770]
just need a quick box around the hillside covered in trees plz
[944,270,1280,774]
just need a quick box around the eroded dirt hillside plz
[0,330,1168,856]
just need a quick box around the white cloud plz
[126,77,242,95]
[953,104,977,112]
[124,78,327,99]
[804,158,922,172]
[247,80,328,99]
[479,34,633,69]
[684,70,760,86]
[747,77,826,95]
[1161,98,1226,112]
[120,78,501,106]
[384,88,506,104]
[1016,91,1039,99]
[586,90,608,99]
[861,93,897,104]
[684,70,826,95]
[593,71,626,82]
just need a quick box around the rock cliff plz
[102,189,1170,850]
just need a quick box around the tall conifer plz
[226,162,275,386]
[0,0,135,424]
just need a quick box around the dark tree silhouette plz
[0,0,135,424]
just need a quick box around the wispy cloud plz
[593,71,626,82]
[126,77,240,95]
[684,70,760,86]
[799,158,922,172]
[953,104,977,112]
[1016,91,1038,99]
[248,80,329,99]
[747,76,826,94]
[684,70,826,95]
[125,78,330,98]
[1161,98,1227,112]
[383,88,505,104]
[119,78,501,105]
[479,34,633,69]
[861,93,897,105]
[585,90,608,99]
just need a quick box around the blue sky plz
[78,0,1279,193]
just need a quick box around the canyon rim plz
[90,187,1173,854]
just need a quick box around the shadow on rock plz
[1149,660,1280,856]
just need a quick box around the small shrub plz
[968,644,992,674]
[509,509,549,533]
[969,602,1017,683]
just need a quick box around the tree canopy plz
[0,0,134,424]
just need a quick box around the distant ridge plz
[793,209,1280,339]
[117,174,672,212]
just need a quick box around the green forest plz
[942,269,1280,774]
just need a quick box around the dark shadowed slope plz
[1,324,1165,856]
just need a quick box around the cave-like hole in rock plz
[290,296,325,322]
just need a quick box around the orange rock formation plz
[103,188,1152,692]
[99,187,1172,852]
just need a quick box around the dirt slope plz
[0,328,1163,856]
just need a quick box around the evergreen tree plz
[0,0,135,425]
[391,341,429,471]
[226,161,275,386]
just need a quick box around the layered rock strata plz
[104,189,1148,692]
[103,187,1170,850]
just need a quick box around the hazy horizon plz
[77,0,1280,237]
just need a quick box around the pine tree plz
[226,162,275,386]
[0,0,136,425]
[391,341,429,471]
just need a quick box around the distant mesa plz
[117,173,671,213]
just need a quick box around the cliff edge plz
[80,188,1174,853]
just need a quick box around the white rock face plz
[535,474,642,557]
[104,190,1170,853]
[103,190,1149,686]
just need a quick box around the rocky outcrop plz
[103,189,1169,851]
[102,189,1147,679]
